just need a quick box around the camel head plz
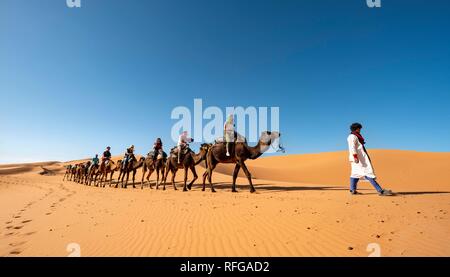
[259,131,281,145]
[258,131,283,153]
[199,143,212,157]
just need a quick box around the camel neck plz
[193,151,205,165]
[247,140,270,159]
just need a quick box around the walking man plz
[347,123,393,196]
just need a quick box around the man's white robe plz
[347,134,376,179]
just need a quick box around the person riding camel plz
[102,147,112,166]
[123,145,135,169]
[224,114,235,157]
[177,131,193,164]
[90,154,99,171]
[152,138,164,161]
[92,154,99,166]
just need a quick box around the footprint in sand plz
[59,198,66,202]
[22,220,32,224]
[5,221,12,224]
[9,241,26,247]
[5,232,15,236]
[23,231,36,236]
[13,226,24,230]
[45,212,52,215]
[9,249,22,255]
[6,226,13,230]
[13,215,21,219]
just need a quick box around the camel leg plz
[94,172,103,186]
[187,165,198,191]
[159,164,165,188]
[240,162,255,193]
[120,170,126,188]
[158,169,164,190]
[141,167,146,189]
[123,172,127,188]
[202,158,210,191]
[108,171,113,187]
[171,169,177,191]
[94,173,98,186]
[115,171,121,188]
[183,167,189,191]
[147,169,154,189]
[104,172,108,187]
[125,171,130,189]
[132,170,136,188]
[97,173,103,187]
[160,161,171,190]
[202,171,208,191]
[106,171,111,187]
[155,166,161,188]
[122,172,128,188]
[207,161,217,193]
[232,163,241,192]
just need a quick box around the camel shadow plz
[190,182,346,192]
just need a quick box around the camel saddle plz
[170,146,191,159]
[147,150,167,160]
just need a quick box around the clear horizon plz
[1,0,450,163]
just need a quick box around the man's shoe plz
[379,189,394,196]
[226,152,230,157]
[350,190,361,195]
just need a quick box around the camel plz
[75,163,85,183]
[118,156,145,189]
[96,160,121,187]
[69,164,78,181]
[63,165,72,181]
[77,161,91,184]
[205,131,281,193]
[86,164,100,186]
[140,152,166,189]
[161,143,211,191]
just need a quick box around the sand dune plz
[0,162,61,175]
[0,150,449,257]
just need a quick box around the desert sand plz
[0,150,449,257]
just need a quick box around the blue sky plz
[1,0,449,163]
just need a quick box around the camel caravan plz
[63,124,283,193]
